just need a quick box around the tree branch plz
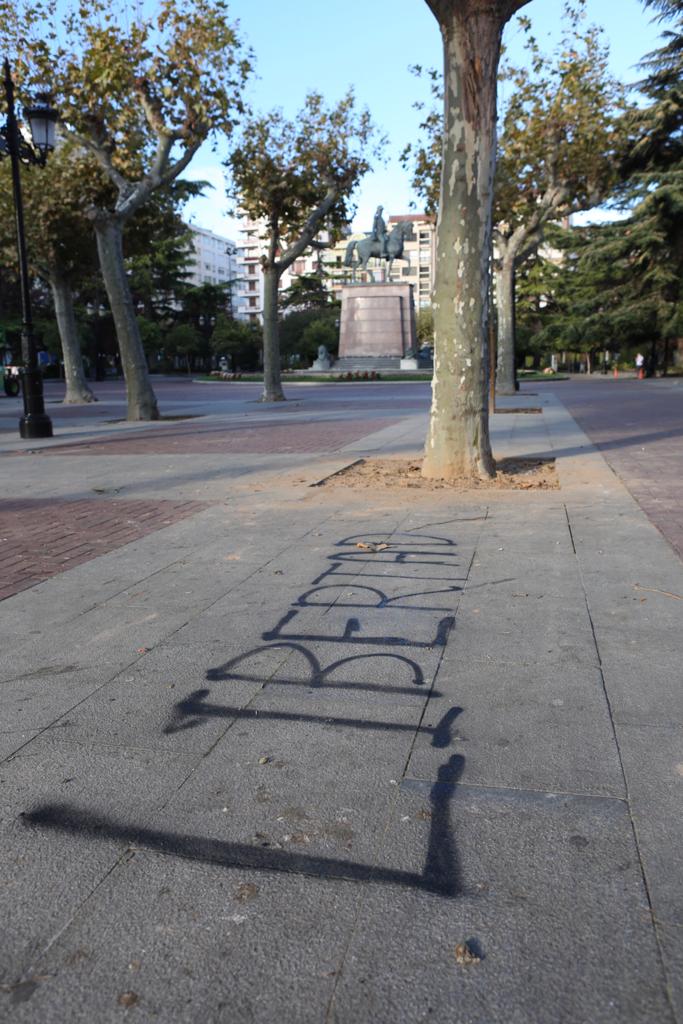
[67,126,129,196]
[276,180,338,270]
[116,138,202,221]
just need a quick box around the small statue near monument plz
[311,344,332,371]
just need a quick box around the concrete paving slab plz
[0,819,126,988]
[0,743,198,987]
[0,731,41,761]
[3,851,361,1024]
[407,660,625,797]
[331,780,672,1024]
[614,723,683,927]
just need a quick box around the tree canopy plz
[1,0,251,419]
[226,90,382,401]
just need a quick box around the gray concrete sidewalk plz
[0,395,681,1023]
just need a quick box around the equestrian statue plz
[344,206,414,280]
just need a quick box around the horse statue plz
[344,221,415,281]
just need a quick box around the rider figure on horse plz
[372,205,388,259]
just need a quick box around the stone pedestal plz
[338,283,416,361]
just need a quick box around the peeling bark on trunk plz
[422,4,502,481]
[48,267,96,404]
[94,217,159,421]
[261,266,285,402]
[495,255,517,395]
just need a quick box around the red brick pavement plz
[0,498,206,602]
[35,418,398,456]
[555,380,683,561]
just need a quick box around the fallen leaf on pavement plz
[455,942,481,965]
[258,756,271,765]
[356,542,390,552]
[118,991,139,1007]
[234,882,259,902]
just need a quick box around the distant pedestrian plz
[635,352,645,379]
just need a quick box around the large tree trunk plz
[94,216,159,420]
[48,267,96,404]
[422,2,503,480]
[261,265,285,402]
[495,254,517,395]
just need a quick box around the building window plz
[419,231,430,243]
[248,264,256,275]
[249,297,257,308]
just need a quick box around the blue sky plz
[182,0,664,238]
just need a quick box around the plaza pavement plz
[0,378,681,1023]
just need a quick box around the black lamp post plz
[0,59,58,438]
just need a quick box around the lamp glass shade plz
[26,95,58,156]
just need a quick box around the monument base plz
[338,282,417,360]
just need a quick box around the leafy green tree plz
[420,0,530,481]
[3,0,251,420]
[0,143,107,402]
[529,1,683,374]
[126,188,199,321]
[280,272,333,311]
[416,307,434,346]
[279,306,340,363]
[163,322,201,373]
[226,91,382,402]
[138,317,164,363]
[491,5,627,391]
[210,315,261,371]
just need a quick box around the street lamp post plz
[0,59,58,438]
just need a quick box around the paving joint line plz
[401,775,628,804]
[564,501,678,1023]
[20,847,133,985]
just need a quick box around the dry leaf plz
[118,991,139,1007]
[355,541,389,552]
[454,942,481,965]
[234,882,259,902]
[258,756,271,765]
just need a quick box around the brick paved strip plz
[0,498,206,602]
[33,418,398,456]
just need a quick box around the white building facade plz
[185,223,238,292]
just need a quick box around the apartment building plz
[185,223,238,291]
[234,215,323,323]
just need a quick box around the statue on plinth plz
[344,209,414,281]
